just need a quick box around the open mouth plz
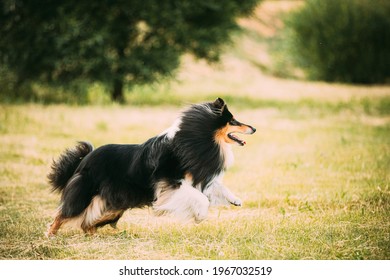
[228,133,246,146]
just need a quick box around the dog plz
[46,98,256,236]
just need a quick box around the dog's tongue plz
[229,133,246,146]
[237,135,246,146]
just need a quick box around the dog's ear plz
[213,97,226,110]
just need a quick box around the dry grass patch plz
[1,101,389,259]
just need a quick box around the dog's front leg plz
[221,184,242,206]
[153,178,210,223]
[203,176,242,207]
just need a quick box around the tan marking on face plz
[215,124,233,144]
[215,123,253,145]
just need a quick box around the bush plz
[283,0,390,84]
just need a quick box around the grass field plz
[1,0,389,260]
[1,90,389,259]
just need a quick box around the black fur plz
[47,141,94,192]
[47,98,251,232]
[172,103,233,189]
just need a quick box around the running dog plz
[46,98,256,235]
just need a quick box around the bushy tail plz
[47,141,94,192]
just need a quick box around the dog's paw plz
[44,230,56,239]
[229,198,242,207]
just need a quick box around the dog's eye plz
[229,119,240,126]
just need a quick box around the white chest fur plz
[220,142,234,169]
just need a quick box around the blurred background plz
[1,0,389,105]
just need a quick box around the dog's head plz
[211,97,256,146]
[170,97,256,185]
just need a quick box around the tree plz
[0,0,260,102]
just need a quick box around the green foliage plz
[282,0,390,84]
[0,0,260,101]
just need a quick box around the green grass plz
[0,93,389,259]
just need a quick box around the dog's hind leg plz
[46,214,68,237]
[109,211,125,229]
[80,196,125,234]
[80,195,106,234]
[81,210,124,234]
[93,210,125,229]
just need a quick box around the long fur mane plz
[170,102,232,190]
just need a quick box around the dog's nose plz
[251,126,256,133]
